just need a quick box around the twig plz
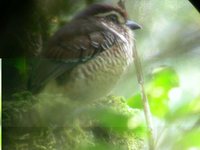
[133,44,155,150]
[117,0,155,148]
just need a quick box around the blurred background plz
[1,0,200,149]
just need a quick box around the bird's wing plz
[28,19,117,93]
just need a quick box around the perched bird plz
[28,3,141,101]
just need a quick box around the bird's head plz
[73,4,141,32]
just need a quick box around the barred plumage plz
[28,3,141,100]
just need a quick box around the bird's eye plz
[107,14,119,23]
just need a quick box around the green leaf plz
[189,97,200,113]
[166,96,200,121]
[127,92,142,109]
[146,66,180,118]
[149,97,169,118]
[173,129,200,150]
[151,67,179,90]
[91,108,130,133]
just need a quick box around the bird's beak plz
[126,20,142,30]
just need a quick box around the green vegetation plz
[2,0,200,149]
[3,93,144,150]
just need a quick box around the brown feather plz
[74,4,127,20]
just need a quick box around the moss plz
[3,92,144,150]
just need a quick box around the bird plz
[28,3,141,101]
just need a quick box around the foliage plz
[127,66,200,149]
[2,0,200,149]
[3,93,144,150]
[123,0,200,149]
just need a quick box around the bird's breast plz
[65,36,134,101]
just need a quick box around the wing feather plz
[28,19,117,93]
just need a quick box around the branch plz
[117,0,155,149]
[133,44,155,150]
